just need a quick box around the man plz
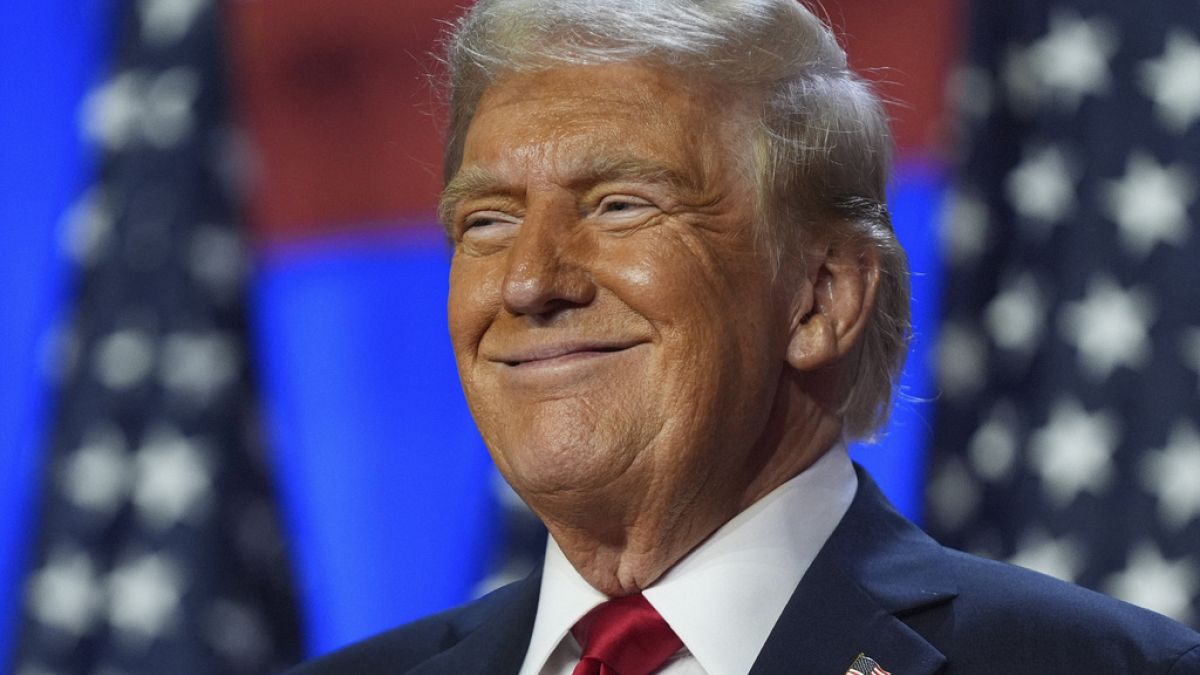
[291,0,1200,673]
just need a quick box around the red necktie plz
[570,594,684,675]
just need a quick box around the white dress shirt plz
[518,445,859,675]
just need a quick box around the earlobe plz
[785,242,880,372]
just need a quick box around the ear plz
[785,240,880,372]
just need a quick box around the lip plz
[492,340,645,367]
[488,341,646,387]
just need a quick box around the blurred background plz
[2,0,1197,672]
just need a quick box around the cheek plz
[603,243,733,405]
[609,230,767,338]
[447,257,502,355]
[603,234,712,323]
[607,232,783,406]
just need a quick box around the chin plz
[488,422,643,498]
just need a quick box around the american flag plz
[14,0,302,672]
[846,652,891,675]
[928,0,1200,628]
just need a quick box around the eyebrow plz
[437,155,702,229]
[438,166,501,227]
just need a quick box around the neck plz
[532,380,843,597]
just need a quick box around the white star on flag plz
[928,455,981,532]
[940,187,990,264]
[1005,145,1077,225]
[82,70,148,150]
[26,547,104,637]
[132,426,214,530]
[1102,151,1195,257]
[188,224,247,302]
[1139,30,1200,133]
[59,187,115,268]
[967,402,1019,483]
[937,322,988,398]
[984,273,1044,353]
[1008,10,1118,111]
[158,331,240,402]
[81,67,200,150]
[1058,276,1154,381]
[1140,421,1200,531]
[1028,398,1119,506]
[1008,529,1085,583]
[140,66,200,149]
[107,553,184,641]
[139,0,209,46]
[1104,542,1199,624]
[60,422,132,517]
[92,327,155,392]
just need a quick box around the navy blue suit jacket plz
[288,469,1200,674]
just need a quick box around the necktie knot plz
[571,594,683,675]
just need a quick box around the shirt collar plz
[520,445,858,675]
[519,529,608,675]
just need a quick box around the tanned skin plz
[443,63,879,596]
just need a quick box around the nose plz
[501,202,596,317]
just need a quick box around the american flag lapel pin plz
[845,652,891,675]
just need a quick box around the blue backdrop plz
[0,0,112,667]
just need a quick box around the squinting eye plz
[459,210,521,246]
[463,211,517,231]
[597,196,651,215]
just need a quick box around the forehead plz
[458,63,745,182]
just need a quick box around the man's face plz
[444,63,795,516]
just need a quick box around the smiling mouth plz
[503,345,632,367]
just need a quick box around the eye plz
[595,195,653,216]
[462,210,519,231]
[458,210,521,246]
[464,211,505,228]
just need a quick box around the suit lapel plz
[750,468,956,675]
[409,570,542,675]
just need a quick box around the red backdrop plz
[225,0,961,243]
